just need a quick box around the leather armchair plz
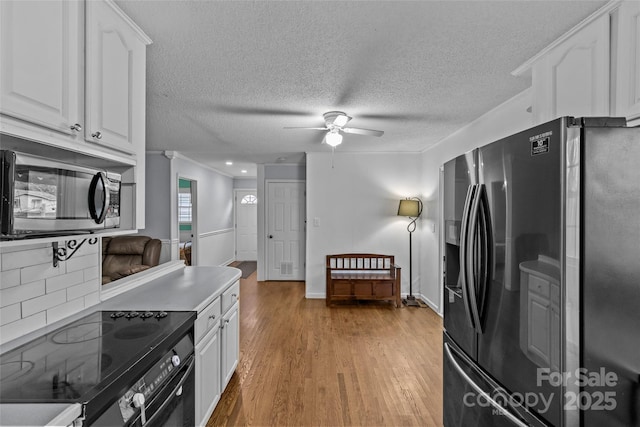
[102,235,162,284]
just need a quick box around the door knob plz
[70,123,82,131]
[269,235,273,239]
[91,131,102,139]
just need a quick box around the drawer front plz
[373,281,394,297]
[528,275,550,298]
[196,297,221,344]
[222,281,240,313]
[332,280,351,296]
[353,281,373,296]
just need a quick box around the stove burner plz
[101,354,113,371]
[113,322,161,340]
[52,322,115,344]
[0,361,34,382]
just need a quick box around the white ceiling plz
[116,0,607,178]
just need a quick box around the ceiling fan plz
[284,111,384,147]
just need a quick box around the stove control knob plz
[156,311,168,318]
[171,355,181,367]
[132,392,145,408]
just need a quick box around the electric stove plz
[0,310,195,425]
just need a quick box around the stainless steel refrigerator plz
[442,116,639,427]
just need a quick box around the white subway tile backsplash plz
[0,269,21,289]
[84,291,100,307]
[1,246,52,270]
[67,280,99,301]
[66,254,97,273]
[0,280,45,308]
[21,263,62,284]
[0,312,46,343]
[47,298,85,325]
[46,271,85,294]
[0,239,103,346]
[0,303,21,325]
[84,266,99,282]
[21,289,67,318]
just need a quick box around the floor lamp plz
[398,197,423,307]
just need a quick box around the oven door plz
[131,354,195,427]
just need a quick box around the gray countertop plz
[100,266,241,312]
[0,266,241,426]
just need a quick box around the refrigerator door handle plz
[459,184,477,330]
[476,184,493,326]
[466,184,483,333]
[444,342,528,427]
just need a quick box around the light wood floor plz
[207,270,444,427]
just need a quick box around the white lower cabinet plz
[196,326,221,426]
[221,302,239,390]
[194,280,239,426]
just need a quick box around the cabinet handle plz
[91,131,102,139]
[232,293,237,298]
[209,314,216,320]
[225,319,230,324]
[70,123,82,132]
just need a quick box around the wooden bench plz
[326,254,401,307]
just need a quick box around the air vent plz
[280,262,293,275]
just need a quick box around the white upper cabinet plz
[0,1,83,137]
[514,1,640,126]
[0,0,150,163]
[85,0,150,154]
[530,13,610,124]
[613,1,640,122]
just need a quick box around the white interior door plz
[235,189,257,261]
[266,181,305,280]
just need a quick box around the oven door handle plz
[141,354,195,427]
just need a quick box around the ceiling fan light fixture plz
[325,130,343,147]
[333,114,351,127]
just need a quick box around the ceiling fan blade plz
[342,127,384,137]
[283,127,328,131]
[212,105,313,117]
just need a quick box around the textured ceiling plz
[116,0,607,177]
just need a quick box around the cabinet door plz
[0,0,82,136]
[85,0,147,154]
[614,1,640,122]
[196,328,221,427]
[531,13,610,124]
[221,304,239,391]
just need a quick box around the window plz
[240,194,257,205]
[178,193,192,222]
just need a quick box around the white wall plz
[142,152,172,240]
[306,152,423,299]
[143,152,235,267]
[418,88,533,313]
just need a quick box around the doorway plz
[178,177,197,266]
[235,189,258,261]
[265,181,305,280]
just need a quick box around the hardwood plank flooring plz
[207,270,443,426]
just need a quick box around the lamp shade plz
[397,199,421,217]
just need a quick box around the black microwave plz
[0,150,121,238]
